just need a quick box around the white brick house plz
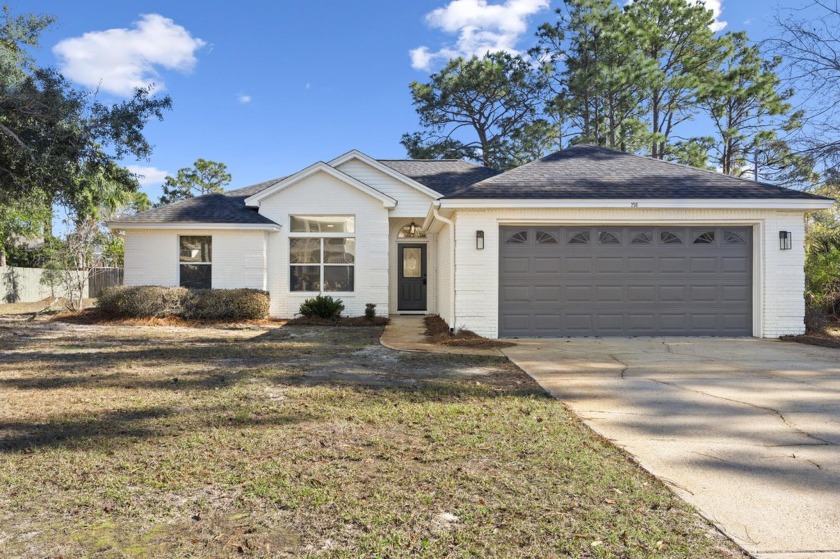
[110,145,832,338]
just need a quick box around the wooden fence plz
[0,266,123,303]
[88,267,124,298]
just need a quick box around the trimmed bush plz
[365,303,376,320]
[98,286,188,317]
[183,289,269,320]
[97,286,269,320]
[298,295,344,319]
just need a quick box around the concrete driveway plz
[502,338,840,559]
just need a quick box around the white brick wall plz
[258,170,390,318]
[123,229,267,290]
[448,208,808,339]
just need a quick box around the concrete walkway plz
[380,315,505,356]
[502,338,840,559]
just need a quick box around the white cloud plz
[127,165,169,188]
[237,94,252,104]
[693,0,727,32]
[53,14,206,97]
[410,0,550,71]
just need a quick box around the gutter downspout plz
[432,203,456,330]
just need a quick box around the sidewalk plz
[380,315,505,357]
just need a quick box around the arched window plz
[398,222,426,238]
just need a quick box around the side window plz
[179,236,212,289]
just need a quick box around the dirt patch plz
[424,315,515,349]
[0,298,96,316]
[285,315,390,327]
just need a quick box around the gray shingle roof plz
[449,145,829,200]
[379,159,499,196]
[113,177,284,225]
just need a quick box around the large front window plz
[290,216,355,292]
[179,236,211,289]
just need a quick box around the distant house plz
[109,145,832,338]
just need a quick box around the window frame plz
[289,215,356,294]
[178,235,212,289]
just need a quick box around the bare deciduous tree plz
[768,1,840,165]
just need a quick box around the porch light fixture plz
[779,231,792,250]
[408,221,417,236]
[476,230,485,250]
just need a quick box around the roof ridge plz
[378,158,473,163]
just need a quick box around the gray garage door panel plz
[499,226,752,337]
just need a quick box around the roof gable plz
[244,162,397,208]
[329,150,443,199]
[449,145,830,201]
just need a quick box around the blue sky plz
[20,0,780,203]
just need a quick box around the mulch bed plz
[285,316,390,327]
[424,315,515,349]
[780,332,840,349]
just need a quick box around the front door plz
[398,244,427,311]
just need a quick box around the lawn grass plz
[0,317,745,558]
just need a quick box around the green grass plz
[0,319,745,558]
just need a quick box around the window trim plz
[289,215,356,294]
[178,235,212,289]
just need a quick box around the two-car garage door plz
[499,226,752,337]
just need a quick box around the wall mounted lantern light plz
[779,231,792,250]
[408,221,417,237]
[476,230,485,250]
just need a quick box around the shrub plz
[365,303,376,320]
[299,295,344,319]
[98,285,188,317]
[97,286,269,320]
[183,289,269,320]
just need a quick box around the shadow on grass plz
[0,404,311,453]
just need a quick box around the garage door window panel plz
[693,231,716,244]
[568,230,591,244]
[631,231,653,245]
[660,231,683,244]
[598,231,621,245]
[724,230,746,244]
[505,231,528,244]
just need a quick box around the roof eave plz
[108,222,282,232]
[438,198,835,210]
